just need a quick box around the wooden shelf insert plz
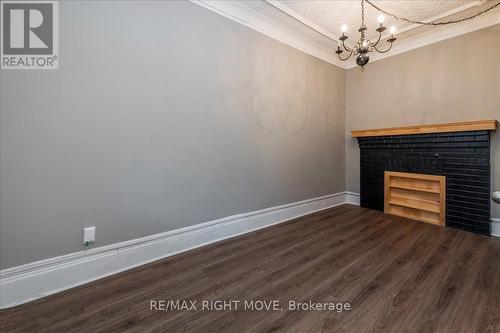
[389,184,440,194]
[389,195,440,214]
[384,171,445,226]
[352,120,497,138]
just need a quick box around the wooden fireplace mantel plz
[351,120,498,138]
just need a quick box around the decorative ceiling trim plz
[264,0,340,42]
[190,0,346,68]
[264,1,484,43]
[191,0,500,70]
[354,7,500,69]
[386,1,485,38]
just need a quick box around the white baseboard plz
[346,194,499,237]
[0,191,352,308]
[345,192,360,206]
[492,218,500,237]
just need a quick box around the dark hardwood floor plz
[1,204,499,332]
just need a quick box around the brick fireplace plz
[352,120,498,235]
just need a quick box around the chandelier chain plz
[365,0,500,25]
[361,0,365,27]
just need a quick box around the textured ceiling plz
[236,0,498,47]
[195,0,500,67]
[272,0,475,40]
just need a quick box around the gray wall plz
[0,1,345,269]
[345,25,500,217]
[4,1,497,270]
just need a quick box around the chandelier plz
[336,0,395,68]
[336,0,500,68]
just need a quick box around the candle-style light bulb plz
[377,14,385,24]
[341,24,348,33]
[390,25,396,35]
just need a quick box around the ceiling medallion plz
[336,0,500,69]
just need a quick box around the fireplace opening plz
[352,120,497,235]
[384,171,445,226]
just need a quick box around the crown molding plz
[264,0,340,42]
[371,1,486,41]
[264,1,485,47]
[190,0,347,69]
[192,0,500,70]
[344,6,500,69]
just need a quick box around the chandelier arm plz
[342,40,352,52]
[338,48,354,61]
[370,31,382,48]
[373,42,393,54]
[365,0,500,26]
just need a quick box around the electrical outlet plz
[83,226,96,246]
